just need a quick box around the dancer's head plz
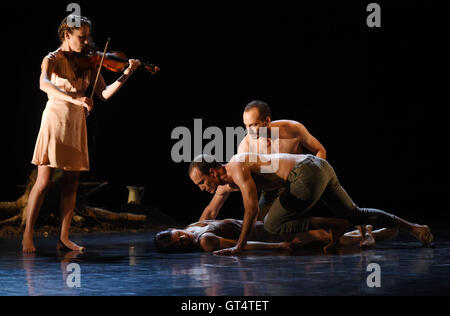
[153,229,198,252]
[243,100,272,139]
[58,15,92,52]
[188,154,223,194]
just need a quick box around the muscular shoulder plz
[228,154,254,176]
[228,154,263,183]
[271,120,306,138]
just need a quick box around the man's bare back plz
[228,153,309,192]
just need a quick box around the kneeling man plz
[188,153,433,256]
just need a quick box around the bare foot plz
[412,225,434,247]
[57,238,86,252]
[360,225,376,249]
[22,234,36,253]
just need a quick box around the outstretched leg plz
[321,162,433,247]
[339,225,399,246]
[283,225,399,248]
[390,217,433,247]
[264,156,433,249]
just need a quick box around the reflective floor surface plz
[1,230,450,295]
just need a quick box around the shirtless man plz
[199,100,375,248]
[199,100,326,222]
[189,153,433,256]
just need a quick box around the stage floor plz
[1,230,449,296]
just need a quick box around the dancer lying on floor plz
[153,218,399,253]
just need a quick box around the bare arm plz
[198,134,249,221]
[296,122,327,159]
[199,233,289,252]
[213,163,259,255]
[199,185,232,221]
[91,59,140,101]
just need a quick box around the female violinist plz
[22,15,141,253]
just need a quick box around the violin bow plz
[86,37,111,117]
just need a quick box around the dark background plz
[1,1,447,226]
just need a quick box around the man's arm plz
[199,185,231,221]
[198,134,250,221]
[213,163,259,256]
[295,122,327,159]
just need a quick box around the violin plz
[74,43,160,75]
[76,39,159,117]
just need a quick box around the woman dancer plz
[154,218,399,253]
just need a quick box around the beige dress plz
[32,48,92,171]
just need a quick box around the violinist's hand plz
[76,97,94,112]
[124,59,141,76]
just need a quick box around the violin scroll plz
[142,63,160,75]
